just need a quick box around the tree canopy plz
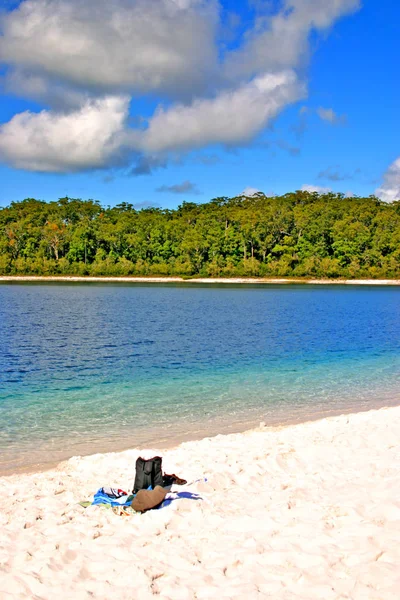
[1,191,399,279]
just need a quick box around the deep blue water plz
[1,283,400,472]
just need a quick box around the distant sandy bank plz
[2,275,400,285]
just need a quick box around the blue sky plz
[0,0,399,208]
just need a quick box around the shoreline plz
[2,396,399,478]
[2,274,400,285]
[1,404,399,598]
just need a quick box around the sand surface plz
[1,407,399,599]
[2,275,400,285]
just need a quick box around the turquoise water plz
[1,283,400,473]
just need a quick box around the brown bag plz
[131,486,167,513]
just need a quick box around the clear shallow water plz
[1,283,400,473]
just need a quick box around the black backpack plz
[133,456,163,493]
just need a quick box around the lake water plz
[1,283,400,473]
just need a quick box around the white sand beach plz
[1,406,399,600]
[2,275,400,285]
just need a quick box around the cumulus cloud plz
[156,180,201,194]
[375,157,400,203]
[138,71,304,153]
[317,107,347,125]
[0,0,362,173]
[0,72,304,172]
[301,184,332,193]
[242,187,262,197]
[0,96,129,172]
[1,0,359,98]
[0,0,219,98]
[224,0,360,81]
[2,70,90,110]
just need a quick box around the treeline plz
[0,191,400,278]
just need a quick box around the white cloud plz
[242,187,261,197]
[139,71,304,153]
[0,73,304,172]
[1,0,358,99]
[0,0,219,97]
[0,0,362,173]
[0,96,129,172]
[224,0,360,81]
[317,107,347,125]
[375,157,400,203]
[2,70,90,110]
[301,184,332,193]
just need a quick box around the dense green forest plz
[1,191,399,278]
